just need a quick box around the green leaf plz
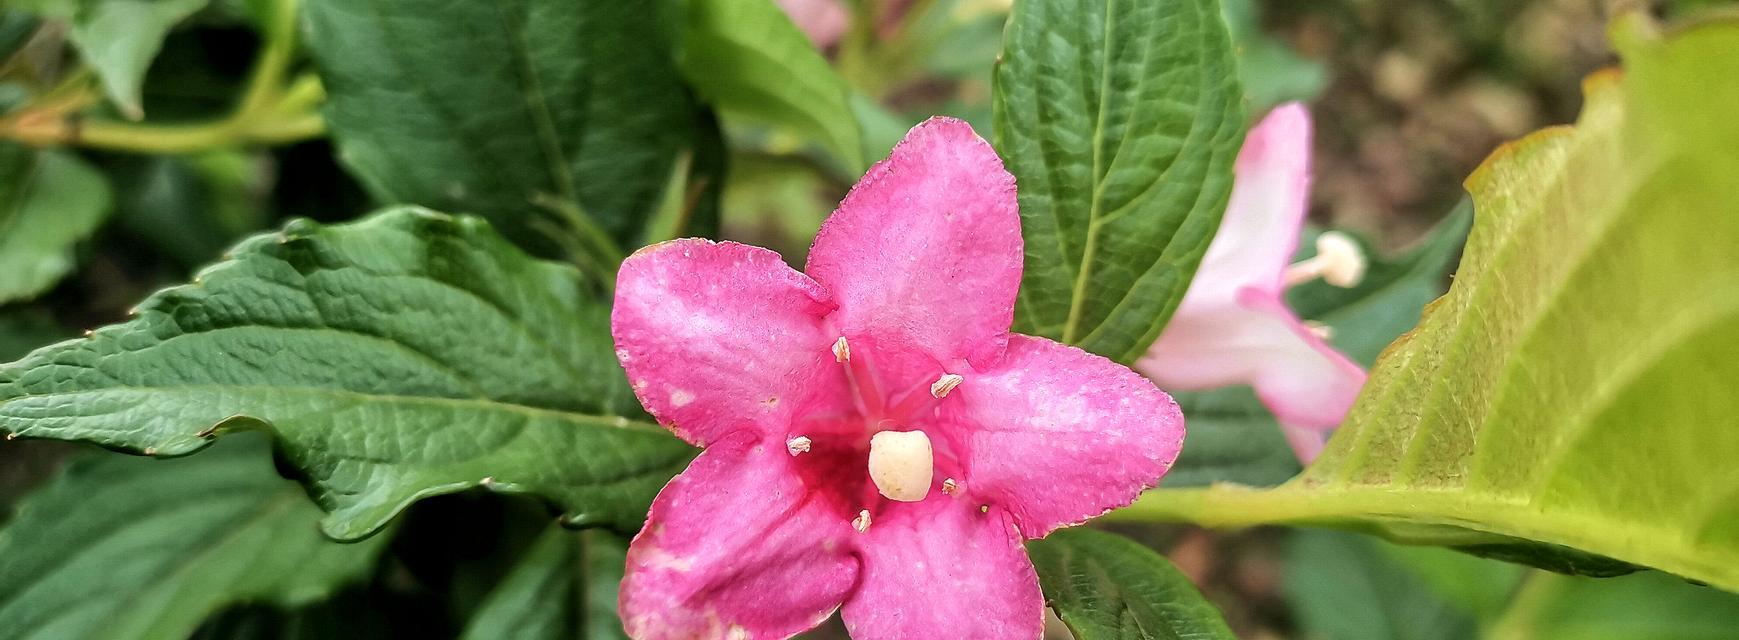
[1114,15,1739,590]
[0,207,696,539]
[460,527,628,640]
[0,143,112,304]
[1160,387,1300,488]
[1028,528,1235,640]
[304,0,706,259]
[1165,208,1470,488]
[0,436,387,640]
[678,0,866,172]
[1284,531,1523,640]
[994,0,1246,364]
[14,0,210,119]
[1488,570,1739,639]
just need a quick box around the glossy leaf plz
[1028,528,1235,640]
[460,527,628,640]
[304,0,706,257]
[994,0,1245,363]
[0,144,112,304]
[0,208,696,539]
[1116,15,1739,591]
[0,436,386,640]
[679,0,865,172]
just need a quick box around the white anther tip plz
[942,478,960,495]
[930,373,964,398]
[786,436,812,456]
[1305,321,1334,340]
[868,430,934,502]
[853,509,872,533]
[1314,231,1367,288]
[831,336,850,362]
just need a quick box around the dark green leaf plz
[0,436,387,640]
[679,0,866,172]
[460,527,628,640]
[995,0,1245,364]
[1161,387,1300,488]
[13,0,211,118]
[304,0,705,258]
[0,143,112,304]
[1029,528,1235,640]
[0,207,696,540]
[1284,531,1522,640]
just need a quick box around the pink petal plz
[614,239,852,446]
[1185,103,1313,302]
[620,432,859,639]
[805,117,1023,371]
[945,335,1184,538]
[841,497,1043,640]
[1140,288,1365,433]
[1139,103,1367,458]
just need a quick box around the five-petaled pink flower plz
[611,118,1185,639]
[1138,104,1367,462]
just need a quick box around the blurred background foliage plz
[2,0,1737,638]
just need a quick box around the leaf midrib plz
[1118,484,1739,591]
[3,383,662,436]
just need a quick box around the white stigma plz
[929,373,964,398]
[786,436,812,456]
[1284,231,1367,288]
[868,430,934,502]
[832,336,851,362]
[853,509,872,533]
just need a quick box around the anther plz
[832,336,851,362]
[786,436,812,456]
[942,478,960,495]
[1284,231,1367,288]
[929,374,964,398]
[1305,321,1334,340]
[868,430,934,502]
[853,509,872,533]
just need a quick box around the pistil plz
[867,430,934,502]
[1283,231,1367,288]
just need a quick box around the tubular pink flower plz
[1137,104,1367,462]
[612,117,1185,640]
[776,0,848,48]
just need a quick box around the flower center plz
[867,430,933,502]
[785,335,969,530]
[1284,231,1367,288]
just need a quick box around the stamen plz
[786,436,812,456]
[1283,231,1367,288]
[942,478,960,495]
[929,373,964,398]
[868,430,934,502]
[832,336,850,362]
[1305,321,1334,340]
[853,509,872,533]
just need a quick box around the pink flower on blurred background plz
[612,118,1184,639]
[1138,103,1367,463]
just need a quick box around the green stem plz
[1482,571,1558,640]
[1,0,319,153]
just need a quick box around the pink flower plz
[612,118,1184,639]
[1137,104,1367,463]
